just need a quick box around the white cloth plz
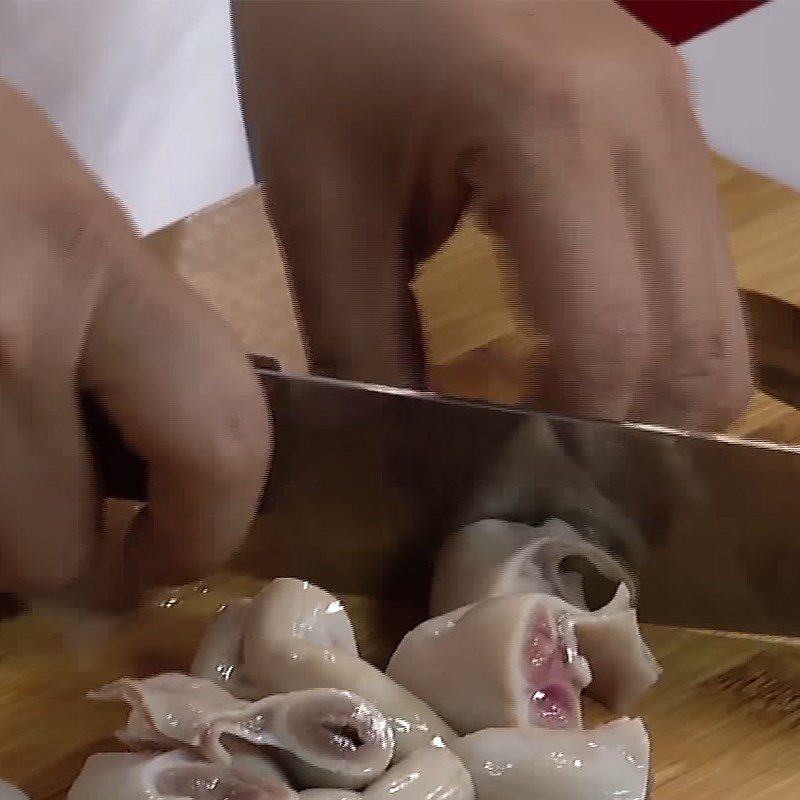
[0,0,254,235]
[680,0,800,191]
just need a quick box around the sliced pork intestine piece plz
[0,779,28,800]
[572,588,662,713]
[90,673,393,790]
[118,706,178,751]
[66,750,298,800]
[245,579,358,655]
[551,583,661,713]
[363,746,474,800]
[430,518,636,616]
[191,580,358,700]
[395,586,659,721]
[207,688,394,790]
[451,718,650,800]
[593,716,651,766]
[240,637,455,761]
[89,673,247,750]
[297,748,474,800]
[191,599,260,697]
[387,593,590,734]
[227,741,292,787]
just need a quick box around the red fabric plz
[618,1,768,45]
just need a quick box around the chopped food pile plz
[42,517,658,799]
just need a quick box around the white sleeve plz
[0,0,255,235]
[680,0,800,192]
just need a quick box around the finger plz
[617,73,753,429]
[0,218,96,593]
[254,141,426,388]
[79,225,272,593]
[233,0,472,389]
[473,132,649,421]
[0,391,93,593]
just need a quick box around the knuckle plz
[178,381,271,491]
[484,43,591,128]
[652,51,692,113]
[556,305,650,393]
[37,183,137,290]
[0,197,123,382]
[50,192,125,260]
[663,324,754,425]
[715,364,755,425]
[186,420,263,490]
[527,63,592,123]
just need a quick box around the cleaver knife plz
[80,329,800,638]
[742,287,800,411]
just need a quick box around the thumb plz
[261,155,426,389]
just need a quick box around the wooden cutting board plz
[0,155,798,799]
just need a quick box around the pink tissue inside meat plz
[522,606,581,729]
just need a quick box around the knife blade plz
[742,288,800,409]
[80,356,800,638]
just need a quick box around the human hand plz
[233,0,752,429]
[0,81,271,598]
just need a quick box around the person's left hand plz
[232,0,752,431]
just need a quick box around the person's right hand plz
[0,81,271,600]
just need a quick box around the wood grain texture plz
[1,156,798,798]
